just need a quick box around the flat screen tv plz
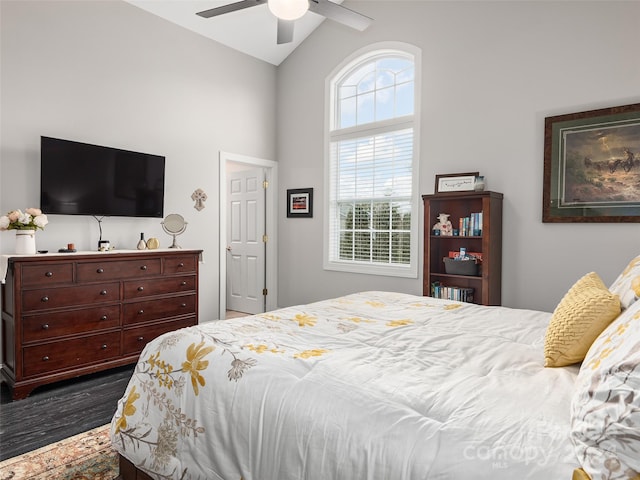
[40,136,165,218]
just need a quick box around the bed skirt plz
[119,453,593,480]
[119,455,154,480]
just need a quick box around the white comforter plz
[110,291,580,479]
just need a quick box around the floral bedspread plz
[110,291,580,479]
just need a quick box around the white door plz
[226,168,266,314]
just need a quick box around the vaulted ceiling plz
[124,0,351,66]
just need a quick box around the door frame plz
[219,151,278,319]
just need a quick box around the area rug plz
[0,424,118,480]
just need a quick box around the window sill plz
[323,259,417,279]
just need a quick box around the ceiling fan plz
[196,0,373,45]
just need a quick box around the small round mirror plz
[161,214,187,248]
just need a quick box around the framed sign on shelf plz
[435,172,479,194]
[287,188,313,218]
[543,102,640,222]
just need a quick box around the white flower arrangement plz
[0,208,49,231]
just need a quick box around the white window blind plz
[328,128,413,266]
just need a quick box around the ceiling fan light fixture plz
[267,0,309,21]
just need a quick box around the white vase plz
[15,229,36,255]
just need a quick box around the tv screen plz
[40,136,165,218]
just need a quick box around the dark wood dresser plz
[1,249,202,400]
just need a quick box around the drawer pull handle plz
[45,271,53,277]
[137,336,144,342]
[100,315,108,321]
[137,286,144,292]
[178,263,185,268]
[101,344,108,349]
[180,281,187,286]
[138,309,144,315]
[42,356,50,361]
[42,324,49,330]
[140,265,147,271]
[97,268,104,274]
[41,296,49,302]
[181,303,187,308]
[100,290,107,296]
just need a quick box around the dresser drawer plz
[124,294,197,325]
[123,317,196,355]
[164,255,197,274]
[22,282,120,312]
[21,263,73,287]
[77,258,162,282]
[22,305,121,343]
[123,275,196,299]
[23,331,121,377]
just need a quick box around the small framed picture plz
[435,172,479,193]
[287,188,313,218]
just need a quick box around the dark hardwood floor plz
[0,365,134,461]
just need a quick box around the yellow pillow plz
[571,468,591,480]
[544,272,621,367]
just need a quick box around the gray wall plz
[0,0,277,321]
[277,0,640,312]
[2,0,640,320]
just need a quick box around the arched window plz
[324,43,420,277]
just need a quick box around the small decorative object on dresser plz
[0,208,49,255]
[0,249,202,400]
[146,237,160,249]
[15,230,37,255]
[162,213,187,248]
[136,232,147,250]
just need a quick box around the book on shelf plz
[430,282,474,303]
[456,211,483,236]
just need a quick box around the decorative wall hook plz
[191,188,207,211]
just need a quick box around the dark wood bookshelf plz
[423,191,503,305]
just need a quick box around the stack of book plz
[430,282,474,302]
[457,211,483,236]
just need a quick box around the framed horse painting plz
[543,102,640,222]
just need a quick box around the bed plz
[110,257,640,480]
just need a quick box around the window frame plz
[323,42,421,278]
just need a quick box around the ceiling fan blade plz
[277,18,295,44]
[308,0,372,31]
[196,0,266,19]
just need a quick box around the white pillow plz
[609,254,640,309]
[570,298,640,479]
